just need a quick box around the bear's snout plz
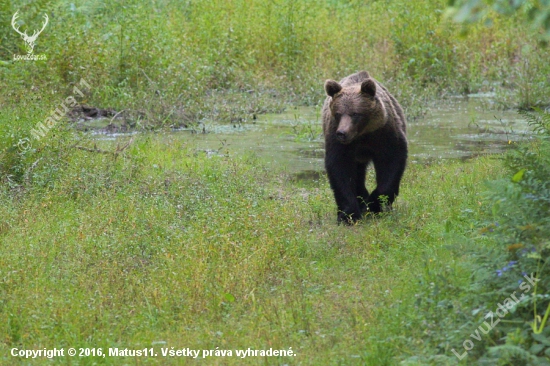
[336,130,347,142]
[335,115,354,143]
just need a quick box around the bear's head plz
[324,78,387,144]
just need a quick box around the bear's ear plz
[325,80,342,97]
[360,79,376,98]
[358,71,370,79]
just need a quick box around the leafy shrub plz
[469,108,550,364]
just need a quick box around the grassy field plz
[1,0,549,127]
[1,0,549,364]
[0,133,505,365]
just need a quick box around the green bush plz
[394,109,550,364]
[466,109,550,364]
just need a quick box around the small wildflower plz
[496,261,517,276]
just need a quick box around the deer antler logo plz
[11,11,49,55]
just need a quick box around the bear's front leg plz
[367,152,407,213]
[325,141,362,224]
[356,162,370,214]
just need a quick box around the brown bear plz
[322,71,407,224]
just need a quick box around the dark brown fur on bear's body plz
[322,71,407,224]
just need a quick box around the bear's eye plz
[334,113,341,119]
[352,113,360,119]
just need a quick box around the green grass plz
[1,0,549,129]
[0,133,505,364]
[1,0,547,363]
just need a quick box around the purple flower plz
[496,261,517,276]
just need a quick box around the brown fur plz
[322,71,408,224]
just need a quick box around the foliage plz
[1,0,549,130]
[447,0,550,41]
[460,108,550,364]
[446,0,550,108]
[386,110,550,365]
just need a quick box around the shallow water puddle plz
[93,97,530,177]
[173,106,324,175]
[409,95,530,162]
[175,97,529,175]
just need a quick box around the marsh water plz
[172,96,530,175]
[95,96,531,177]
